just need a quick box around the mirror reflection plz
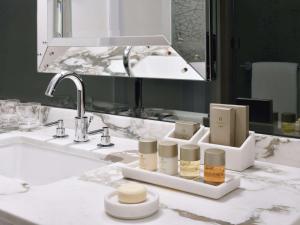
[47,0,171,44]
[38,0,211,81]
[229,0,300,138]
[39,46,205,81]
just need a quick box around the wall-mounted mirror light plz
[37,0,216,81]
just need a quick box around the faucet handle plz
[87,125,114,147]
[88,116,94,127]
[102,127,109,136]
[44,120,61,127]
[97,126,114,148]
[88,126,109,136]
[44,119,68,138]
[88,128,103,135]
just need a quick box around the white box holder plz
[163,125,206,147]
[198,130,255,172]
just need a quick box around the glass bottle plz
[180,144,200,179]
[295,119,300,133]
[139,138,157,171]
[204,149,225,185]
[281,113,296,133]
[158,141,178,175]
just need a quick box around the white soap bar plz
[117,183,147,204]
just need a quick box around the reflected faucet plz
[123,46,133,77]
[45,71,90,142]
[123,46,144,117]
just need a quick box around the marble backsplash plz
[45,107,300,168]
[0,106,296,168]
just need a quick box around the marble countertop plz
[0,128,299,225]
[0,107,299,225]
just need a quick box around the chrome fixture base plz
[89,126,114,148]
[97,143,115,148]
[74,116,89,143]
[53,134,68,138]
[45,119,68,138]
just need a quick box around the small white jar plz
[139,138,157,171]
[158,141,178,175]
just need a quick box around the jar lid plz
[281,113,296,123]
[180,144,200,161]
[204,149,225,166]
[139,138,157,154]
[158,141,178,158]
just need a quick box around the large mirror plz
[37,0,216,81]
[41,0,172,46]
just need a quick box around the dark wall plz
[0,0,212,115]
[233,0,300,102]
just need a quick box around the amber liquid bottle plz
[204,149,225,185]
[204,165,225,185]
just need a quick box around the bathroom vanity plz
[1,0,300,224]
[0,107,299,225]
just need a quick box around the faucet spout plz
[45,71,89,142]
[45,71,85,118]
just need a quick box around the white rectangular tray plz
[121,162,240,199]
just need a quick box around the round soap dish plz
[104,190,159,220]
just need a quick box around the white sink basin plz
[0,136,108,185]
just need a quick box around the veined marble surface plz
[46,107,174,141]
[46,107,300,168]
[82,162,300,225]
[0,107,299,224]
[40,46,204,80]
[255,134,300,168]
[0,155,299,225]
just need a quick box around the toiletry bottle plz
[204,149,225,185]
[295,119,300,132]
[281,113,296,133]
[180,144,200,179]
[139,138,157,171]
[158,141,178,175]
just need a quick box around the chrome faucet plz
[45,71,90,142]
